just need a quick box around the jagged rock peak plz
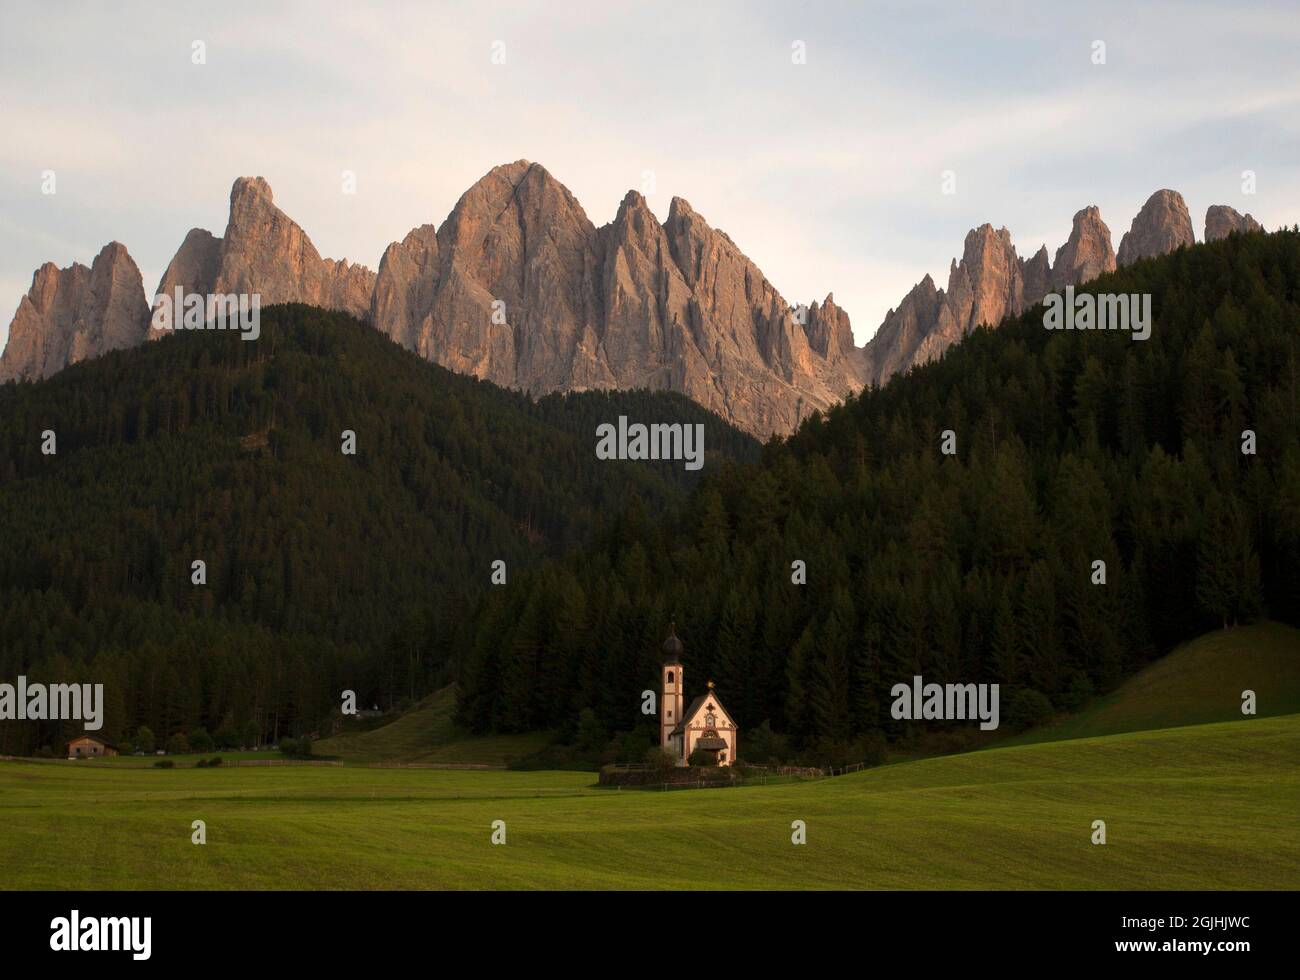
[803,293,855,361]
[231,175,274,204]
[667,195,696,220]
[161,176,376,322]
[947,224,1024,332]
[1205,204,1264,241]
[618,188,649,211]
[860,272,946,387]
[400,223,438,250]
[1117,189,1195,266]
[609,189,661,241]
[1052,205,1116,290]
[151,227,222,326]
[1020,245,1052,306]
[0,241,150,382]
[444,160,590,229]
[371,223,439,351]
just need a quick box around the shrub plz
[743,720,789,765]
[1059,673,1096,711]
[153,759,175,769]
[207,756,223,767]
[189,727,214,754]
[616,729,651,763]
[278,738,300,757]
[1005,688,1055,731]
[644,745,677,773]
[134,726,156,755]
[810,738,862,769]
[852,731,888,766]
[195,758,208,768]
[575,708,606,752]
[687,747,716,767]
[165,733,190,756]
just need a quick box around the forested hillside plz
[456,230,1300,759]
[0,305,757,753]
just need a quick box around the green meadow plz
[1007,622,1300,745]
[2,713,1296,889]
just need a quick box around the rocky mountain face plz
[1205,204,1264,241]
[1116,189,1195,266]
[1019,246,1051,307]
[803,293,856,363]
[370,224,438,352]
[860,275,944,387]
[370,162,863,434]
[1051,206,1117,290]
[0,242,150,382]
[154,176,375,325]
[2,180,377,381]
[0,166,1272,435]
[859,213,1116,388]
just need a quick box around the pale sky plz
[2,0,1299,351]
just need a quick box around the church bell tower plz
[661,623,685,758]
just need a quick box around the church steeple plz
[660,623,685,760]
[662,621,684,664]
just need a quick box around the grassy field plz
[3,713,1296,889]
[1008,621,1300,745]
[7,626,1296,889]
[74,751,278,767]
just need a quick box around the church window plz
[667,671,674,683]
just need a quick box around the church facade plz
[659,624,739,767]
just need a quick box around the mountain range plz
[0,162,1266,436]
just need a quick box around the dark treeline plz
[0,305,757,753]
[455,230,1300,760]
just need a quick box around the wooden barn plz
[67,735,118,759]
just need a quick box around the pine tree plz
[1196,491,1263,627]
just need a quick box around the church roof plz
[670,690,736,736]
[672,695,709,734]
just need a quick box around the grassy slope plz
[1009,621,1300,746]
[313,687,552,767]
[3,714,1296,889]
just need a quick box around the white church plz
[659,624,739,766]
